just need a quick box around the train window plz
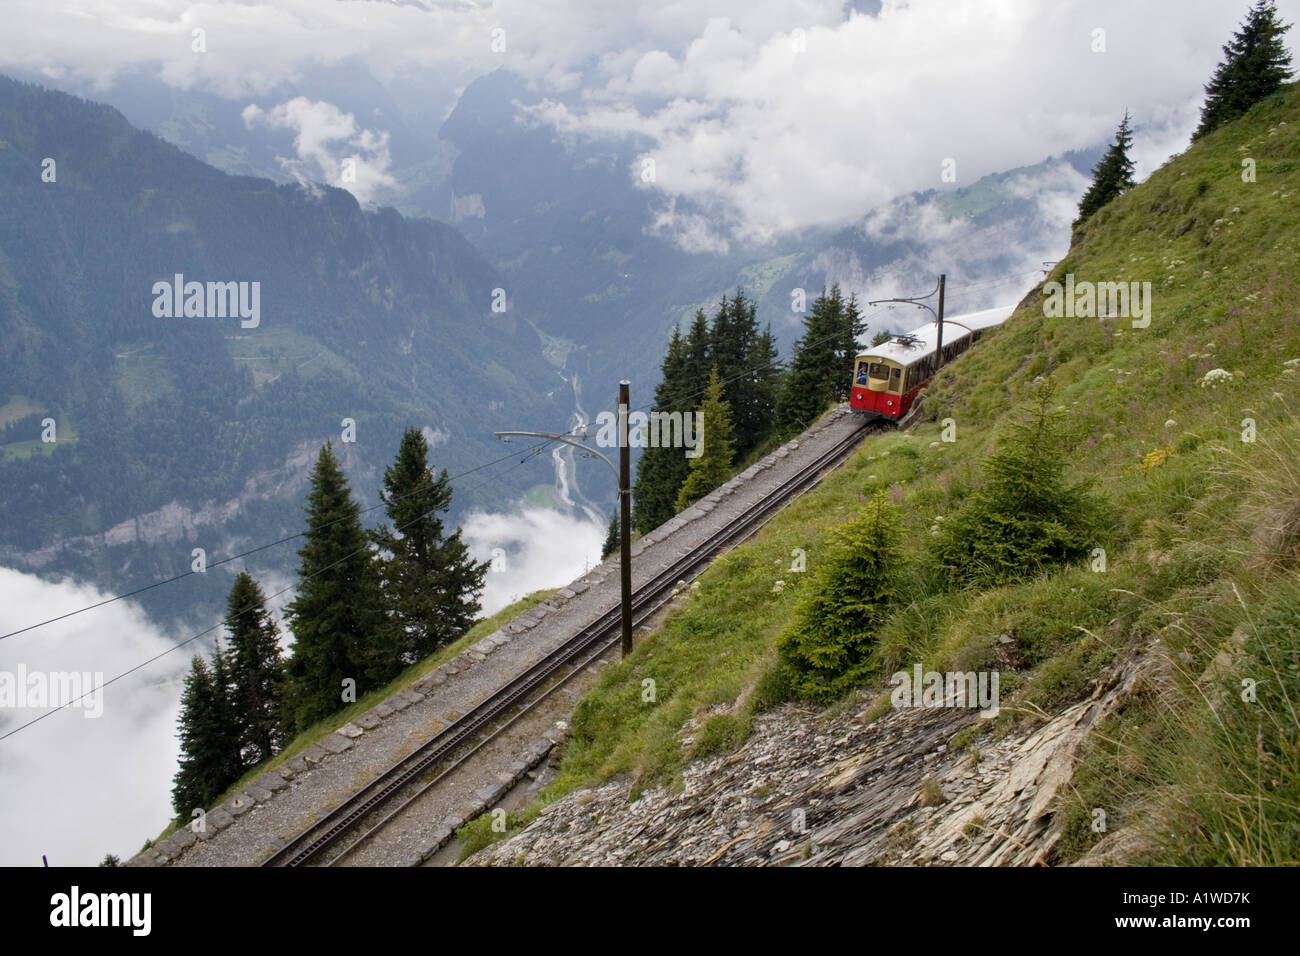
[868,362,889,380]
[889,367,902,392]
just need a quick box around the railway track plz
[262,416,876,867]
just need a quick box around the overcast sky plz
[3,0,1297,247]
[3,0,1298,864]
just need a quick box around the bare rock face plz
[468,654,1154,867]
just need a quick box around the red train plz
[849,306,1014,422]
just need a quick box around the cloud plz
[242,97,396,205]
[3,0,1297,244]
[461,506,605,616]
[0,567,190,866]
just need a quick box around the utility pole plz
[494,378,636,660]
[618,381,633,658]
[935,273,946,371]
[869,273,946,369]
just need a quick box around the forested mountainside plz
[0,75,566,625]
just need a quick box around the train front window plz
[889,367,902,392]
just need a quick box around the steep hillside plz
[0,76,568,625]
[463,83,1300,866]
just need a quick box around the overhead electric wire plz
[0,436,560,643]
[0,445,550,743]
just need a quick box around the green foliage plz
[285,442,385,731]
[932,382,1109,587]
[372,428,486,677]
[1076,112,1137,224]
[634,292,783,534]
[601,511,620,560]
[772,493,901,703]
[171,647,243,818]
[225,571,286,764]
[675,368,735,510]
[710,289,773,460]
[777,285,866,433]
[1194,1,1294,140]
[633,313,706,533]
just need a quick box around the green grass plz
[466,84,1300,865]
[145,588,557,850]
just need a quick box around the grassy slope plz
[467,84,1300,865]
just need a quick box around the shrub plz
[770,492,901,702]
[933,380,1111,586]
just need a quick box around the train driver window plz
[856,362,870,385]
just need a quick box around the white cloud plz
[461,506,605,616]
[242,97,396,205]
[3,0,1297,243]
[0,568,189,866]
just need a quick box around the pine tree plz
[682,307,713,387]
[633,325,691,534]
[753,323,783,435]
[710,289,766,458]
[773,493,901,703]
[171,646,244,817]
[675,368,735,510]
[832,293,867,402]
[1076,112,1137,224]
[1195,1,1294,140]
[933,381,1111,586]
[373,428,487,673]
[285,442,383,731]
[601,511,620,560]
[224,571,285,765]
[778,286,857,432]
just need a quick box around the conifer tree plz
[1194,1,1293,140]
[285,442,383,731]
[634,313,713,534]
[682,307,712,387]
[634,326,691,533]
[710,289,765,458]
[675,368,735,510]
[373,428,486,673]
[224,571,285,765]
[171,646,243,817]
[778,286,861,432]
[752,322,783,433]
[601,511,620,560]
[1076,112,1137,224]
[772,492,901,703]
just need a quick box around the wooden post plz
[618,381,633,658]
[934,274,947,371]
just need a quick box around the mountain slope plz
[0,75,567,625]
[461,82,1300,867]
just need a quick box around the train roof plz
[856,304,1017,365]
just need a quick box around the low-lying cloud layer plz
[462,506,606,616]
[0,568,187,866]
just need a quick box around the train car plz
[850,305,1015,421]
